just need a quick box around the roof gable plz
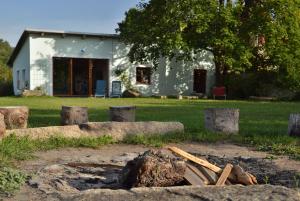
[7,29,119,67]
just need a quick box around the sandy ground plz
[3,142,300,201]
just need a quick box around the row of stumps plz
[0,106,299,137]
[60,106,136,125]
[205,108,300,137]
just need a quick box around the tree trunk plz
[0,106,29,129]
[0,113,6,138]
[288,114,300,137]
[204,108,239,134]
[109,106,136,122]
[61,106,89,125]
[214,54,225,87]
[120,150,186,188]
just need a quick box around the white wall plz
[12,38,30,95]
[128,53,215,96]
[29,34,115,95]
[21,33,215,96]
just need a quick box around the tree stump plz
[61,106,89,125]
[0,113,6,138]
[204,108,239,134]
[288,114,300,137]
[0,106,29,129]
[109,106,136,122]
[120,150,186,188]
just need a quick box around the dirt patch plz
[5,143,300,201]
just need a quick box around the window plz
[136,67,151,85]
[16,70,20,90]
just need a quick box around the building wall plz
[24,34,215,96]
[29,34,117,95]
[112,42,215,96]
[12,38,30,95]
[127,53,215,96]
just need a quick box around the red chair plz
[213,87,227,100]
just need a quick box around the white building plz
[8,29,215,97]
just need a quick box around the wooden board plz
[216,164,233,186]
[184,166,205,186]
[197,165,218,185]
[168,147,257,185]
[186,164,210,185]
[168,147,221,173]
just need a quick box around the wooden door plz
[193,69,207,94]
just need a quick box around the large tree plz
[241,0,300,89]
[0,39,13,82]
[117,0,300,88]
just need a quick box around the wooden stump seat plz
[0,106,29,129]
[288,114,300,137]
[204,108,239,134]
[0,113,5,138]
[61,106,89,125]
[109,106,136,122]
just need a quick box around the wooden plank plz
[88,59,93,96]
[184,166,205,186]
[168,147,221,173]
[186,164,210,185]
[216,164,233,186]
[197,165,219,185]
[168,147,256,185]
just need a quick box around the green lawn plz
[0,96,298,133]
[0,96,299,195]
[0,97,299,158]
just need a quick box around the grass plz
[0,96,299,194]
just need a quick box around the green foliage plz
[0,39,13,96]
[118,0,300,87]
[240,0,300,90]
[0,135,115,167]
[0,167,26,196]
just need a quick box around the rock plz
[122,89,141,98]
[109,106,136,122]
[61,106,89,125]
[80,121,185,141]
[42,164,66,174]
[5,121,185,140]
[0,113,5,138]
[288,114,300,137]
[0,106,29,129]
[204,108,239,134]
[120,150,186,188]
[5,125,87,139]
[22,89,44,97]
[63,185,300,201]
[111,153,139,164]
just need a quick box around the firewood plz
[168,147,221,172]
[197,165,218,184]
[232,165,254,185]
[184,165,205,186]
[168,147,257,185]
[216,164,233,186]
[186,164,210,185]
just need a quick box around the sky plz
[0,0,141,46]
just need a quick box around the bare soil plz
[3,142,300,201]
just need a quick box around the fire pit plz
[28,148,300,196]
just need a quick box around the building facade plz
[8,29,215,97]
